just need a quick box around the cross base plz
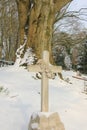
[28,112,65,130]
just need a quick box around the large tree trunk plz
[16,0,30,45]
[16,0,71,63]
[27,1,55,60]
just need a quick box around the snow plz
[31,123,38,129]
[0,65,87,130]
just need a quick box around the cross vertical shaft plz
[41,51,49,112]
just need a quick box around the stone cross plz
[27,50,62,112]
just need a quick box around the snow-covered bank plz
[0,66,87,130]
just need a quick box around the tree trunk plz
[27,1,55,60]
[16,0,30,46]
[16,0,71,63]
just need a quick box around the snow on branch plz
[15,35,37,67]
[19,47,37,66]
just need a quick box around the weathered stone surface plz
[39,115,48,128]
[28,112,65,130]
[48,112,65,130]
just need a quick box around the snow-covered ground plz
[0,65,87,130]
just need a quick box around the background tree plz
[0,0,18,61]
[52,4,87,71]
[15,0,71,64]
[53,27,87,72]
[53,32,73,68]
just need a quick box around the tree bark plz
[27,0,55,59]
[16,0,30,46]
[16,0,72,63]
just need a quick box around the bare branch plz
[55,6,87,24]
[54,0,72,13]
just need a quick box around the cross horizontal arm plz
[27,65,62,73]
[27,65,42,72]
[50,66,62,73]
